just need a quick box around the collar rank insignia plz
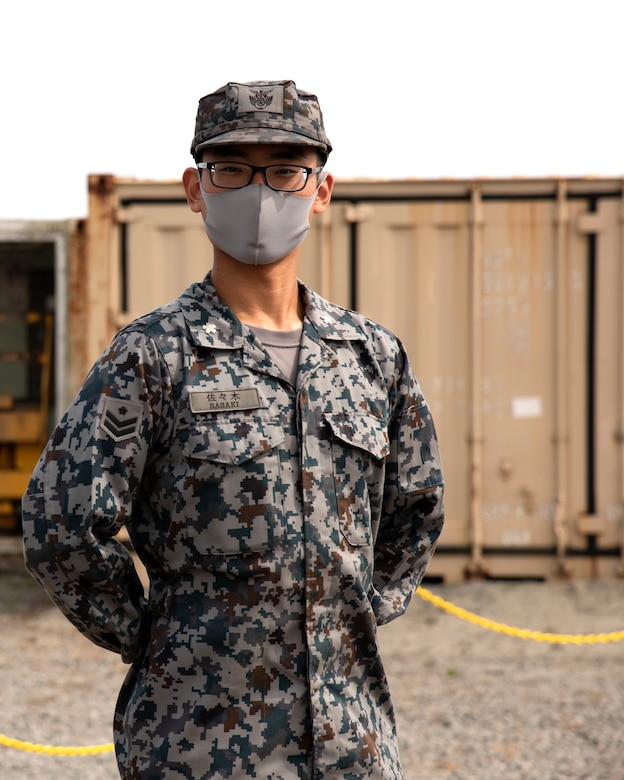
[100,397,141,442]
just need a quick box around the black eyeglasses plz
[197,161,323,192]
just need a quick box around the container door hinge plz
[577,212,608,234]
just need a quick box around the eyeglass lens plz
[208,163,310,192]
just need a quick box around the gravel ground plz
[1,550,623,780]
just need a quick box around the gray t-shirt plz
[249,325,302,387]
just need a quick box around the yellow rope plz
[0,733,114,756]
[3,586,624,756]
[416,586,624,645]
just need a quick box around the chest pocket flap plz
[181,414,285,465]
[324,412,390,460]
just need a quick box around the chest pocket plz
[178,414,286,556]
[324,412,389,548]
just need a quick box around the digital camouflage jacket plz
[23,273,444,779]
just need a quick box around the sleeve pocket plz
[397,401,443,494]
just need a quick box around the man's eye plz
[273,166,301,176]
[219,165,246,174]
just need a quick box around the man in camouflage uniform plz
[22,80,444,779]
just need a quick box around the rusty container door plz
[474,191,588,579]
[333,180,624,580]
[588,194,624,575]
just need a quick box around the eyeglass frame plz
[197,161,324,193]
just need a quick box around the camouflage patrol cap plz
[191,80,332,159]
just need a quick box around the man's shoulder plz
[118,298,185,340]
[305,285,401,345]
[119,280,211,340]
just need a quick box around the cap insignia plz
[249,90,273,110]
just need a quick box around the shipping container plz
[0,220,78,530]
[2,174,623,582]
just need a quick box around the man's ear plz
[312,171,334,215]
[182,167,203,213]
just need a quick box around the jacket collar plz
[179,273,366,350]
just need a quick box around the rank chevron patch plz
[100,397,141,442]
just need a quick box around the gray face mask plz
[199,176,325,266]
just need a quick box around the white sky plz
[2,0,623,220]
